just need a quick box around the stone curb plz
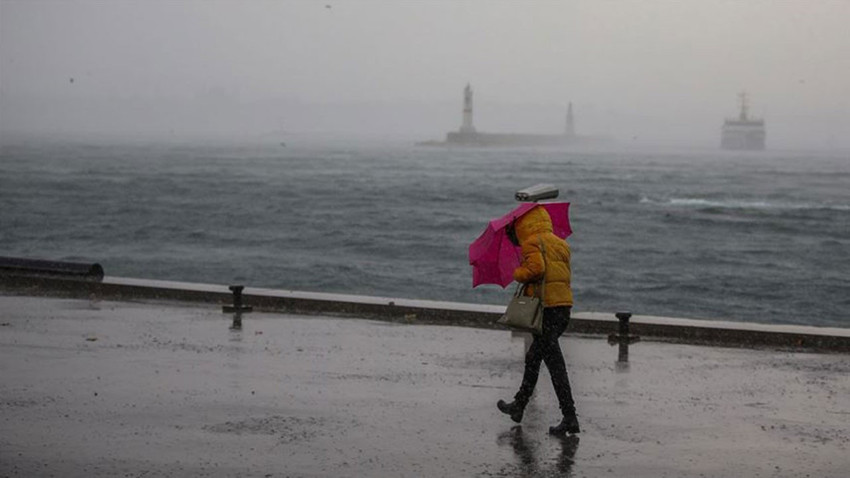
[2,274,848,352]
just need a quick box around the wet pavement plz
[1,295,848,477]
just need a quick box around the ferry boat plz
[721,92,766,150]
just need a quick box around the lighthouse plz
[433,84,608,147]
[459,83,476,134]
[565,102,575,138]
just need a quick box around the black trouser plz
[514,306,576,416]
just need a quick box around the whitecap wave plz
[665,198,850,211]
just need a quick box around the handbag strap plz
[537,236,546,301]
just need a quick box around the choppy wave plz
[2,141,848,328]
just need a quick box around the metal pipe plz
[0,256,104,281]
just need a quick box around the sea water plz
[1,139,848,328]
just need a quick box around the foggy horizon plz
[2,1,849,150]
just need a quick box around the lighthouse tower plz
[459,83,476,134]
[565,102,575,138]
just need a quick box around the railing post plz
[608,311,640,365]
[223,285,253,329]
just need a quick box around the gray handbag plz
[496,239,546,335]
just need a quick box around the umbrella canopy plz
[468,202,571,288]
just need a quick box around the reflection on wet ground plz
[1,296,848,477]
[496,425,580,477]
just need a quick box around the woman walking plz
[497,205,580,435]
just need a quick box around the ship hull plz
[721,122,766,150]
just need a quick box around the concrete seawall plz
[2,274,848,352]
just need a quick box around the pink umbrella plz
[468,202,571,288]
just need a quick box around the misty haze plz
[1,1,849,149]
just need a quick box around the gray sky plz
[2,0,849,149]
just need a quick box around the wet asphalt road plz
[1,295,848,477]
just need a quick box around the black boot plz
[548,413,580,436]
[497,399,525,423]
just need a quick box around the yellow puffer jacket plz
[512,205,573,307]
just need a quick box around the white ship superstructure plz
[721,92,766,150]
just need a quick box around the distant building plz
[418,85,607,147]
[721,92,766,150]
